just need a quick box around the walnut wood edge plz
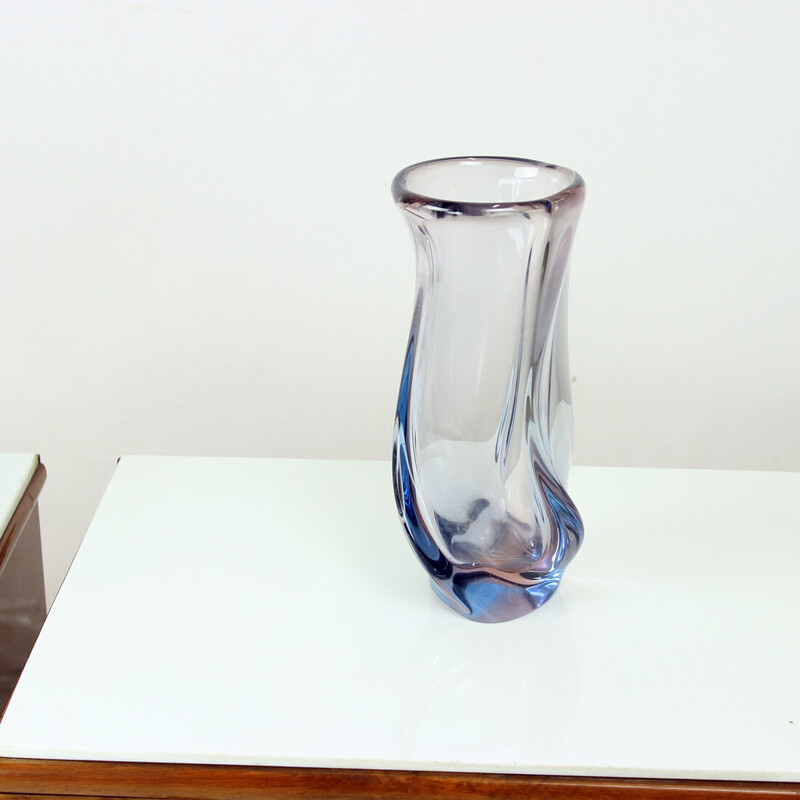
[0,759,798,800]
[0,460,46,569]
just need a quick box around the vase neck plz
[401,196,581,485]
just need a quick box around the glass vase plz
[391,156,585,623]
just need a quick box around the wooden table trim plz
[0,759,798,800]
[0,459,47,715]
[0,460,46,570]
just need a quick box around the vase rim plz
[392,156,584,217]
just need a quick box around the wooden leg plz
[0,477,47,715]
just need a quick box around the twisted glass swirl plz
[392,157,585,623]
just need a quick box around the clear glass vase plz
[391,157,585,623]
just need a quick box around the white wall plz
[1,0,798,603]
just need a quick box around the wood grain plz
[0,759,798,800]
[0,461,46,570]
[0,461,47,715]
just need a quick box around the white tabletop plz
[0,457,797,781]
[0,454,39,537]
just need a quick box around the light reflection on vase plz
[392,157,586,623]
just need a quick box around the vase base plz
[429,570,561,624]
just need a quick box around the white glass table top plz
[0,457,797,781]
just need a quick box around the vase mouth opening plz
[393,156,583,216]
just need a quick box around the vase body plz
[391,157,585,623]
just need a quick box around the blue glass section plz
[451,572,561,623]
[393,334,451,580]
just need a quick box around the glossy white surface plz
[0,457,798,780]
[0,454,39,537]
